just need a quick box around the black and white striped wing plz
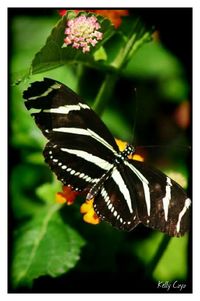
[23,77,191,237]
[93,160,191,236]
[127,160,191,236]
[23,78,118,192]
[93,166,140,231]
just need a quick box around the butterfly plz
[23,77,191,237]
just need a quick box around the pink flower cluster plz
[63,15,103,53]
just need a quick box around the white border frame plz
[1,0,199,299]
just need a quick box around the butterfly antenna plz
[130,87,138,146]
[136,145,192,151]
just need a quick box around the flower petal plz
[80,200,100,225]
[63,14,103,53]
[55,186,81,205]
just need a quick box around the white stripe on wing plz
[111,167,133,213]
[27,83,61,100]
[125,161,151,216]
[60,147,113,171]
[43,103,90,114]
[176,198,191,233]
[52,127,117,154]
[162,177,172,221]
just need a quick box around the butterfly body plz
[23,78,191,237]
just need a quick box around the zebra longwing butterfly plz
[23,78,191,237]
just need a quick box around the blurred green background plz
[8,8,192,293]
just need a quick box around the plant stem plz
[92,73,118,116]
[111,19,152,70]
[145,235,172,278]
[92,19,152,115]
[111,31,137,69]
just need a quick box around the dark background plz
[8,7,192,293]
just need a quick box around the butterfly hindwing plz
[93,159,190,236]
[93,167,140,231]
[125,159,191,236]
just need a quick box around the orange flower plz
[55,186,81,205]
[58,9,129,28]
[93,10,129,28]
[174,100,190,129]
[80,199,100,224]
[58,9,68,16]
[132,153,144,162]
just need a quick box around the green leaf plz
[132,232,189,281]
[11,204,85,288]
[10,84,46,149]
[102,108,132,142]
[123,41,189,101]
[10,165,45,219]
[10,15,58,84]
[125,41,184,77]
[153,235,189,280]
[24,152,45,165]
[93,46,107,61]
[108,17,153,69]
[31,11,115,75]
[35,180,62,204]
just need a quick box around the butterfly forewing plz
[24,78,118,152]
[23,78,118,191]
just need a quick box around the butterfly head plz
[121,144,135,158]
[115,144,135,164]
